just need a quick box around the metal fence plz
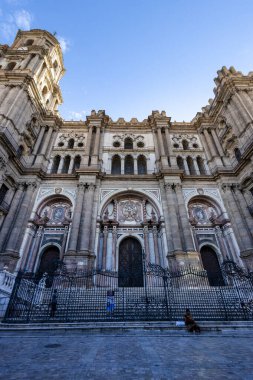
[3,260,253,323]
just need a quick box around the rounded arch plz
[137,155,147,174]
[6,62,16,71]
[118,236,144,287]
[186,193,226,216]
[73,155,81,172]
[200,244,224,286]
[51,155,61,173]
[62,155,71,173]
[99,189,163,218]
[68,139,74,149]
[187,195,224,225]
[34,194,73,224]
[124,155,134,174]
[124,137,133,149]
[182,139,189,150]
[111,154,121,175]
[177,156,184,170]
[36,245,60,287]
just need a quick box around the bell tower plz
[0,29,65,161]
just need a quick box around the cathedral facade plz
[0,29,252,286]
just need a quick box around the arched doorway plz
[37,246,60,286]
[118,237,143,287]
[200,246,224,286]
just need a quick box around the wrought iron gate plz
[3,260,253,323]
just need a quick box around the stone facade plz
[0,29,252,277]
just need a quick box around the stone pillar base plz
[63,251,95,272]
[0,252,20,272]
[168,250,201,270]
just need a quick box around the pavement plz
[0,326,253,380]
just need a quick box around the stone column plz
[66,183,85,254]
[215,226,229,260]
[106,228,113,270]
[203,159,211,174]
[79,184,96,254]
[234,187,253,239]
[226,102,240,135]
[210,129,224,157]
[148,228,155,263]
[221,185,252,255]
[5,183,37,255]
[45,129,58,160]
[199,131,212,162]
[33,127,45,155]
[152,226,160,264]
[91,126,101,166]
[57,156,64,174]
[40,127,53,156]
[22,225,43,271]
[174,184,195,252]
[203,129,217,157]
[111,225,117,271]
[134,156,138,174]
[193,158,200,175]
[164,184,183,252]
[151,128,160,168]
[183,157,190,175]
[102,226,108,269]
[165,128,177,167]
[143,225,150,262]
[68,157,75,174]
[157,127,168,167]
[83,125,93,165]
[0,184,25,252]
[121,156,124,174]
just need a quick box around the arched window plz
[68,139,74,149]
[234,148,242,162]
[111,155,121,175]
[197,157,206,174]
[124,138,133,149]
[187,156,196,175]
[17,145,24,157]
[51,155,61,173]
[6,62,16,71]
[124,155,134,174]
[53,60,58,70]
[73,156,81,172]
[62,156,71,174]
[177,156,184,171]
[182,139,189,150]
[137,155,147,174]
[25,39,34,46]
[42,86,48,98]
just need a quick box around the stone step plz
[1,320,253,333]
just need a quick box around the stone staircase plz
[4,284,252,323]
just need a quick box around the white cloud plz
[69,110,86,120]
[0,8,32,42]
[14,9,32,29]
[58,36,70,53]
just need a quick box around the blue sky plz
[1,0,253,122]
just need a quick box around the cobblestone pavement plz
[0,330,253,380]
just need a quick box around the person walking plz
[50,289,58,318]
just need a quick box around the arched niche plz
[188,196,223,226]
[100,191,160,226]
[34,195,73,226]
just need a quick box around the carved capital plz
[26,182,37,191]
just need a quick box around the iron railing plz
[3,259,253,323]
